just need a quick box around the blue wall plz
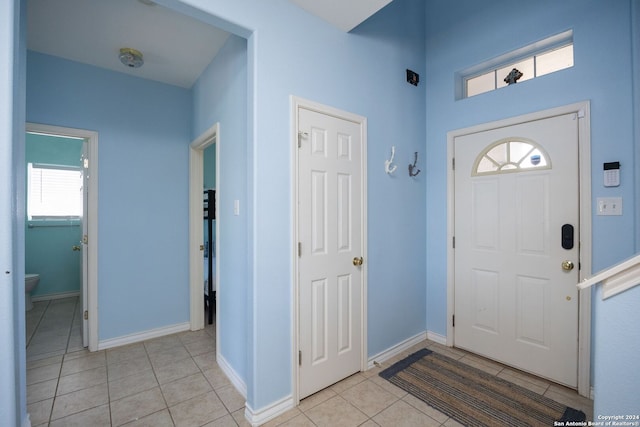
[351,1,427,358]
[27,51,192,340]
[424,0,636,336]
[25,133,83,297]
[4,0,635,424]
[175,0,427,410]
[593,285,640,417]
[423,0,639,417]
[192,34,249,384]
[591,0,640,417]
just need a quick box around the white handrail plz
[577,253,640,299]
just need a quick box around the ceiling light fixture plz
[119,48,144,68]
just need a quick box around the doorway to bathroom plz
[25,123,98,353]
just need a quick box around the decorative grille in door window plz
[472,138,551,176]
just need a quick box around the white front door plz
[454,112,580,387]
[297,105,365,399]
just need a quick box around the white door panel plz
[298,107,363,399]
[455,113,579,387]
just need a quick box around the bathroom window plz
[27,163,82,220]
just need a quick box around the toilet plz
[25,274,40,311]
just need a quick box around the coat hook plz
[408,151,421,177]
[385,146,397,174]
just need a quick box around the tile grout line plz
[25,300,49,348]
[45,300,62,426]
[146,341,176,427]
[105,347,114,427]
[63,297,79,355]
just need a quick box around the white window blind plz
[28,163,82,220]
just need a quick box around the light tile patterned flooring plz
[26,298,593,426]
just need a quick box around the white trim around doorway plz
[189,122,219,346]
[445,101,592,398]
[26,122,99,352]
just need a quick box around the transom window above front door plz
[472,138,551,176]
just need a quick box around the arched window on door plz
[472,138,551,176]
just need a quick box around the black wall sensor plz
[406,69,419,86]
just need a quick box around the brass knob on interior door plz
[352,257,363,266]
[561,260,574,271]
[72,245,81,251]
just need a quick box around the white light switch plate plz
[597,197,622,216]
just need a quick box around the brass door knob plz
[352,257,363,266]
[72,245,81,251]
[562,260,574,271]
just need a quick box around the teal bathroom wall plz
[25,132,83,297]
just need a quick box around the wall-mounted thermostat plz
[603,162,620,187]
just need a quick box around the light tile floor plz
[26,299,593,426]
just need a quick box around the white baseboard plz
[245,395,295,427]
[242,330,442,426]
[367,331,427,369]
[97,322,191,351]
[32,291,80,302]
[426,330,447,345]
[217,350,247,398]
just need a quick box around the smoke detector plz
[119,48,144,68]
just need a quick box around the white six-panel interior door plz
[295,100,366,400]
[454,113,581,387]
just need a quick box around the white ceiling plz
[27,0,231,88]
[27,0,393,89]
[288,0,393,32]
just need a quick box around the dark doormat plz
[379,348,586,427]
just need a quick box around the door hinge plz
[452,314,455,327]
[298,242,302,257]
[297,131,309,148]
[84,310,88,320]
[452,158,455,170]
[299,350,302,366]
[452,236,455,248]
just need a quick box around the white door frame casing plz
[291,96,368,403]
[26,122,99,352]
[446,101,592,398]
[189,122,219,339]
